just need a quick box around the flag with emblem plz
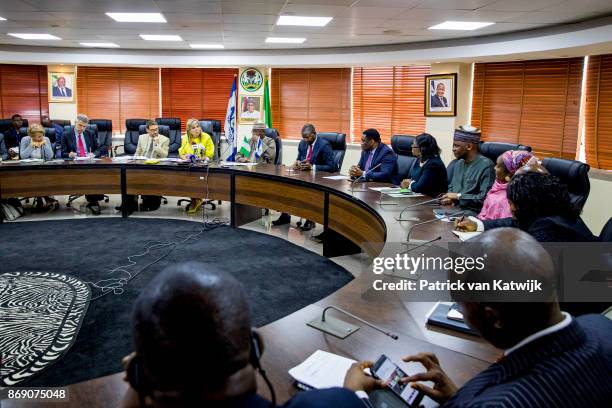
[225,77,237,161]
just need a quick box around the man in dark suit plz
[349,128,396,183]
[61,113,104,214]
[346,228,612,407]
[4,114,23,159]
[273,123,335,228]
[52,76,72,97]
[121,262,366,408]
[430,82,448,108]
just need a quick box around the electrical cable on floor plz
[85,161,229,302]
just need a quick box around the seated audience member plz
[179,119,215,214]
[477,150,534,220]
[5,114,24,159]
[1,132,9,161]
[19,123,59,211]
[456,172,596,242]
[121,262,366,408]
[345,228,612,407]
[349,129,396,183]
[399,133,447,197]
[41,115,64,158]
[273,124,334,228]
[236,121,276,164]
[440,126,495,215]
[117,120,169,214]
[61,113,104,215]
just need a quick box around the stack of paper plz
[452,230,482,241]
[288,350,356,389]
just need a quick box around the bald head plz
[132,262,252,393]
[452,228,562,349]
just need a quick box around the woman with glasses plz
[399,133,447,197]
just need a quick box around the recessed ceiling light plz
[80,42,120,48]
[0,16,6,21]
[190,43,224,49]
[139,34,182,41]
[106,13,166,23]
[277,15,332,27]
[265,37,306,44]
[8,33,61,40]
[429,21,494,30]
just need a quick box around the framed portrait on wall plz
[239,95,262,123]
[425,73,456,116]
[48,72,76,103]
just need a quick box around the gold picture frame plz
[425,73,457,117]
[48,71,76,103]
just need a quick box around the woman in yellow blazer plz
[179,118,215,214]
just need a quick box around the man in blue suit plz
[346,228,612,407]
[52,76,72,97]
[273,124,335,228]
[121,262,367,408]
[349,128,396,183]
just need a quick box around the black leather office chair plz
[155,118,181,158]
[138,124,170,139]
[600,218,612,242]
[391,134,419,185]
[541,157,590,210]
[118,119,147,156]
[264,128,282,165]
[479,141,532,163]
[90,119,112,157]
[200,119,221,159]
[52,119,71,128]
[317,132,346,172]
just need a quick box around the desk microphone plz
[350,163,382,195]
[405,210,464,244]
[395,197,442,221]
[307,305,399,340]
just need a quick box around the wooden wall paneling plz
[0,65,49,123]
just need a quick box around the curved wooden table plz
[0,159,498,407]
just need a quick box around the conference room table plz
[0,158,499,407]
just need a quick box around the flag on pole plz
[255,138,263,160]
[263,78,272,128]
[239,134,251,157]
[225,78,237,161]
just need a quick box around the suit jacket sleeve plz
[365,148,396,182]
[0,134,7,160]
[315,141,335,172]
[409,161,433,193]
[280,387,364,408]
[483,217,515,230]
[296,141,305,162]
[61,129,72,158]
[262,137,276,164]
[135,135,146,157]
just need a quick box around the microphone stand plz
[395,197,441,222]
[385,236,443,279]
[350,163,382,195]
[405,210,464,245]
[307,305,399,340]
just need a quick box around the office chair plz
[90,119,112,157]
[478,141,532,163]
[155,118,181,158]
[541,157,590,210]
[317,132,346,172]
[391,134,419,185]
[599,217,612,242]
[264,128,283,165]
[200,119,221,159]
[114,119,147,156]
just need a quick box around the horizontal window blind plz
[352,66,430,144]
[271,68,350,140]
[77,67,160,133]
[161,68,237,132]
[471,58,583,159]
[0,64,48,123]
[583,54,612,170]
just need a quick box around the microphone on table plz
[395,196,442,222]
[307,305,399,340]
[405,210,464,245]
[350,163,382,195]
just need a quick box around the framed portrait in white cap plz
[425,73,457,117]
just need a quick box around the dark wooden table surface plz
[0,160,498,407]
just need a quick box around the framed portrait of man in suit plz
[425,73,456,117]
[48,71,76,103]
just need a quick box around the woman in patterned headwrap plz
[477,150,534,220]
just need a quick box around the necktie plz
[364,151,374,172]
[77,133,86,157]
[145,139,155,158]
[440,96,446,107]
[306,144,313,162]
[61,88,65,97]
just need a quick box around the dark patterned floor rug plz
[0,218,353,387]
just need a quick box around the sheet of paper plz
[74,157,98,161]
[158,158,186,162]
[288,350,356,389]
[369,186,397,192]
[452,230,482,241]
[19,159,43,163]
[323,175,350,180]
[219,161,258,166]
[386,192,424,198]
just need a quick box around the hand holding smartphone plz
[371,355,424,407]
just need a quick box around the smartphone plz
[372,354,424,408]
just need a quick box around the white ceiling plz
[0,0,610,50]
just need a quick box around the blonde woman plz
[20,124,58,211]
[179,119,215,214]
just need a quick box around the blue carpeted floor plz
[0,218,353,387]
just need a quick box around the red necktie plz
[77,133,86,157]
[306,144,313,162]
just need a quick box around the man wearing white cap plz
[235,121,276,164]
[440,126,495,215]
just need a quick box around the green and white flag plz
[239,134,251,157]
